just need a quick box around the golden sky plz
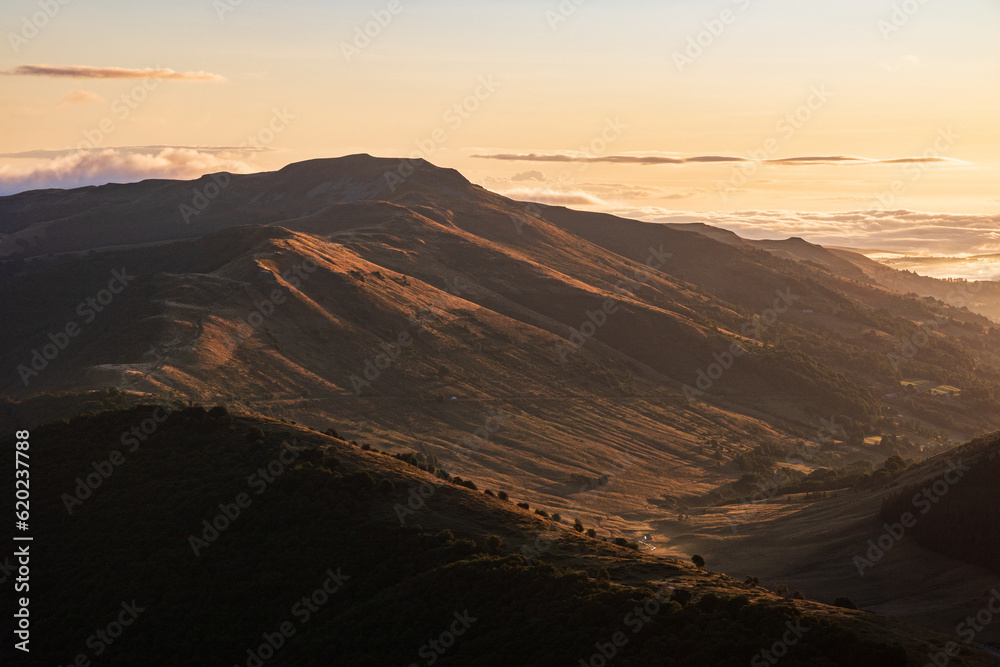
[1,0,998,255]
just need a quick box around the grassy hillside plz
[880,433,1000,574]
[4,405,992,666]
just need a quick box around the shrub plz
[377,478,395,495]
[517,502,531,510]
[834,597,857,610]
[535,509,549,518]
[245,427,265,443]
[497,491,509,501]
[485,535,503,554]
[692,554,706,568]
[586,529,597,538]
[551,513,561,522]
[614,538,629,547]
[671,589,693,607]
[573,520,584,533]
[207,406,230,420]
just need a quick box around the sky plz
[1,0,999,269]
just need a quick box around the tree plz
[834,597,857,610]
[692,554,706,569]
[573,519,584,533]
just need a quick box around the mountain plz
[4,155,1000,661]
[5,405,995,666]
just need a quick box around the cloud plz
[766,155,959,166]
[474,152,748,165]
[0,148,257,195]
[0,146,276,159]
[4,65,225,82]
[608,207,1000,259]
[511,170,546,182]
[503,187,605,206]
[475,152,963,167]
[58,90,102,106]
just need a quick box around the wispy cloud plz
[4,65,225,82]
[0,148,255,195]
[0,146,275,159]
[58,90,103,106]
[475,152,749,165]
[475,152,963,167]
[511,170,546,182]
[504,187,605,206]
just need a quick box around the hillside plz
[658,432,1000,648]
[4,156,1000,663]
[2,405,994,666]
[880,432,1000,574]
